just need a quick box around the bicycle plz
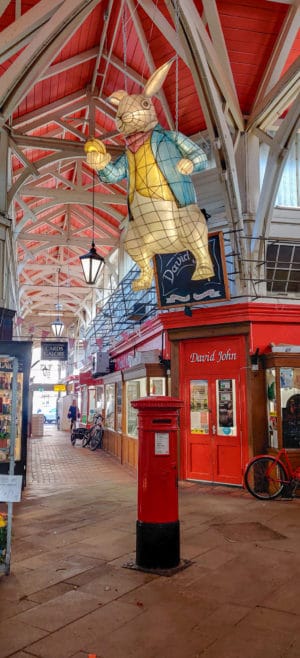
[244,448,300,500]
[71,413,103,451]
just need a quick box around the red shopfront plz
[177,334,248,485]
[163,303,300,486]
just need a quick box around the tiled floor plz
[0,426,300,658]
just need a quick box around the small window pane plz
[266,242,300,295]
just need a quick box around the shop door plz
[186,375,242,485]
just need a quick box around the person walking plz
[68,399,80,431]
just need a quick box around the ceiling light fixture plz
[51,268,64,337]
[80,169,105,285]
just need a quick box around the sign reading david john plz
[41,342,68,361]
[154,232,229,309]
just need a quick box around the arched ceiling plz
[0,0,299,340]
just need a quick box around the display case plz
[0,341,32,482]
[124,364,166,439]
[0,355,22,575]
[264,352,300,452]
[0,361,23,462]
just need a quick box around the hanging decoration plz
[51,269,64,338]
[84,59,213,291]
[80,168,105,285]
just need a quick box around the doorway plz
[179,335,248,485]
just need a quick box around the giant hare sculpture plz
[85,60,214,291]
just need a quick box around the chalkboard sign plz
[41,341,68,361]
[154,232,229,309]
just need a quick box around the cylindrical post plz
[131,396,183,571]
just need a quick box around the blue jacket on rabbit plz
[97,124,207,208]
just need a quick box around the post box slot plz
[152,418,172,424]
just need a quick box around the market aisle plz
[0,426,300,658]
[26,425,135,496]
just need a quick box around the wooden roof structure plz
[0,0,299,339]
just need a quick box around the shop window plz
[88,387,96,423]
[0,364,23,461]
[105,383,115,430]
[95,385,104,415]
[149,377,165,396]
[126,378,147,437]
[280,368,300,449]
[116,381,122,432]
[266,368,278,448]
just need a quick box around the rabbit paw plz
[177,158,194,175]
[84,138,111,170]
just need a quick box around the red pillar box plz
[131,396,184,571]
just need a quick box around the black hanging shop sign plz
[153,232,230,309]
[41,341,68,361]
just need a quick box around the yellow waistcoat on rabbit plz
[127,138,175,205]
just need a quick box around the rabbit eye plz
[141,100,151,109]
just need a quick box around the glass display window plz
[116,381,122,432]
[190,379,209,434]
[280,367,300,449]
[264,354,300,451]
[0,359,23,462]
[266,368,278,448]
[80,386,88,425]
[95,385,104,415]
[105,383,115,430]
[216,379,237,437]
[149,377,165,396]
[126,378,147,437]
[88,387,96,422]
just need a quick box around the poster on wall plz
[190,379,209,434]
[217,379,237,436]
[154,232,229,309]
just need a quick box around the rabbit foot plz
[192,264,214,281]
[132,271,153,291]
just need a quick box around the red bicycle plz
[244,448,300,500]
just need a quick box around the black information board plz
[41,341,68,361]
[154,232,229,309]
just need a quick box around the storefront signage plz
[0,474,22,502]
[190,349,237,364]
[154,232,229,309]
[41,342,68,361]
[54,384,66,391]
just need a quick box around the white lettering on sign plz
[190,349,237,364]
[162,251,190,284]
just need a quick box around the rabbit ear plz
[144,58,175,98]
[108,90,128,106]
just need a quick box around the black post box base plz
[136,519,180,570]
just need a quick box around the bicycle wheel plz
[82,432,90,448]
[90,429,103,451]
[244,456,288,500]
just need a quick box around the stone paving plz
[0,426,300,658]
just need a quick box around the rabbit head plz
[108,59,174,136]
